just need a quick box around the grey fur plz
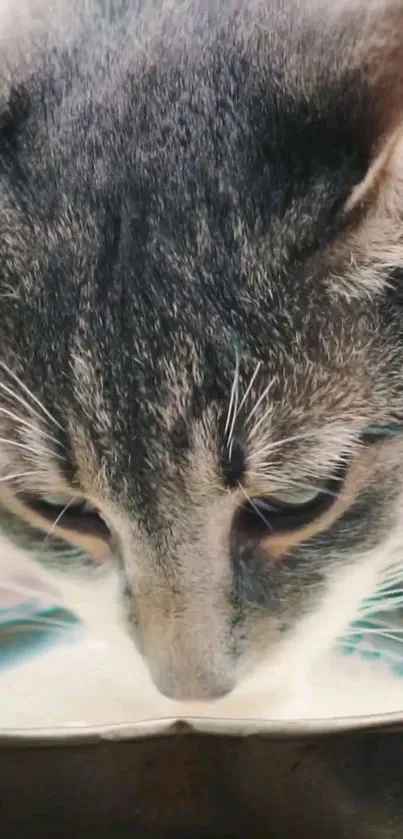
[0,0,402,699]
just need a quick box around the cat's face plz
[0,0,403,700]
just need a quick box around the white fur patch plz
[1,530,403,729]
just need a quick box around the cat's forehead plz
[10,0,375,270]
[67,293,375,471]
[39,48,374,349]
[0,0,399,479]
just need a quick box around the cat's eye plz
[43,496,94,512]
[265,486,321,507]
[235,465,346,540]
[20,494,111,540]
[236,490,332,539]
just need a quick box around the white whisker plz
[0,470,45,483]
[247,401,275,442]
[376,565,403,585]
[238,482,273,532]
[42,496,78,546]
[238,361,262,415]
[0,361,64,431]
[0,405,64,449]
[225,348,240,448]
[244,475,339,500]
[377,578,403,592]
[0,380,46,426]
[0,436,63,461]
[343,629,403,643]
[248,429,323,463]
[373,589,403,599]
[244,376,276,437]
[248,423,363,464]
[360,588,403,602]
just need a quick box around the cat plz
[0,0,402,702]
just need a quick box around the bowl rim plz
[1,709,403,747]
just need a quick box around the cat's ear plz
[346,0,403,214]
[331,2,403,298]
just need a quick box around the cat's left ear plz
[332,2,403,297]
[345,24,403,219]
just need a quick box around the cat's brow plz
[247,427,346,463]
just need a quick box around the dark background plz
[1,725,403,837]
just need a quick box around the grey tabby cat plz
[0,0,402,699]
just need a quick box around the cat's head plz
[0,0,403,700]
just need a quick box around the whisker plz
[376,578,403,593]
[248,424,363,464]
[342,628,403,641]
[0,361,64,431]
[0,380,46,426]
[0,405,64,449]
[225,347,240,448]
[238,482,273,532]
[376,565,403,585]
[0,470,46,483]
[360,587,403,602]
[244,377,276,437]
[247,402,275,443]
[248,429,322,463]
[0,436,63,461]
[42,497,78,546]
[237,361,262,415]
[244,475,339,500]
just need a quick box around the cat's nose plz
[133,594,235,701]
[152,670,234,701]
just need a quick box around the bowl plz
[1,715,403,837]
